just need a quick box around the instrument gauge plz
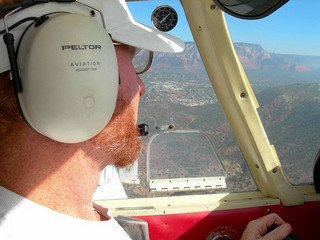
[151,5,178,32]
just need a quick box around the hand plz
[240,213,292,240]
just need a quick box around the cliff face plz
[234,43,312,72]
[234,43,271,70]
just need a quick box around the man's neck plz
[0,125,110,221]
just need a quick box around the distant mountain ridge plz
[151,42,320,73]
[152,42,204,72]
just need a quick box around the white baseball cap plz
[0,0,185,73]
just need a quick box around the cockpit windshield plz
[96,0,320,200]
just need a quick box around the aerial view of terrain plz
[123,42,320,198]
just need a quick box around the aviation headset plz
[1,1,119,143]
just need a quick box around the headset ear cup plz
[17,13,118,143]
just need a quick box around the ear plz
[16,13,118,143]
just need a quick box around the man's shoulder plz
[0,186,132,240]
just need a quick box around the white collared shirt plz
[0,186,131,240]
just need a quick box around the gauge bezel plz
[151,5,178,32]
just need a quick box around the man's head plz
[0,0,184,166]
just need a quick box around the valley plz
[124,42,320,197]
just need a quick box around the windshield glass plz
[226,1,320,185]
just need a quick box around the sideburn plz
[93,96,142,168]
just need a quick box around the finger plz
[260,213,286,227]
[262,223,292,240]
[251,214,286,236]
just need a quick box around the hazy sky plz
[128,0,320,56]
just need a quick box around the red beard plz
[92,97,141,168]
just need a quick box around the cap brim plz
[109,21,185,54]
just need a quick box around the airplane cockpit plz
[94,0,320,239]
[0,0,319,239]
